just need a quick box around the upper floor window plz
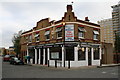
[29,34,32,42]
[44,30,50,40]
[24,35,28,42]
[78,27,86,38]
[56,27,62,38]
[93,48,100,60]
[93,30,99,40]
[35,32,40,42]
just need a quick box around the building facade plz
[20,5,102,67]
[0,48,5,56]
[111,2,120,37]
[98,19,114,44]
[111,2,120,64]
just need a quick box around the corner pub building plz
[20,5,101,67]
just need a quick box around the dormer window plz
[35,32,40,42]
[93,30,99,40]
[28,34,32,42]
[45,30,50,40]
[78,27,86,38]
[56,27,62,39]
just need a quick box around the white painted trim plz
[62,46,64,67]
[38,49,41,64]
[47,48,50,60]
[27,48,29,63]
[21,22,100,36]
[21,23,63,36]
[91,48,94,65]
[43,48,45,65]
[86,47,88,65]
[74,47,78,61]
[35,49,37,64]
[65,22,100,29]
[99,47,102,60]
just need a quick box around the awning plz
[55,27,62,32]
[93,31,99,35]
[78,27,86,32]
[44,30,50,35]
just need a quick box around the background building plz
[111,1,120,37]
[0,47,5,56]
[98,19,114,45]
[111,1,120,63]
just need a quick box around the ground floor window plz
[78,47,86,60]
[93,48,100,60]
[66,47,74,61]
[50,47,62,60]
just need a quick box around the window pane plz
[94,48,99,60]
[94,34,98,40]
[78,47,86,60]
[66,47,74,61]
[46,35,50,39]
[78,32,84,37]
[57,31,62,38]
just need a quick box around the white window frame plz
[93,30,99,40]
[44,30,50,40]
[56,27,62,39]
[78,27,86,39]
[35,33,40,42]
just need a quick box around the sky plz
[0,0,120,49]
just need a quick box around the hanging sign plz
[65,24,74,41]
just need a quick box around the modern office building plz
[111,1,120,37]
[111,1,120,63]
[98,19,114,44]
[20,5,102,67]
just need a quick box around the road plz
[2,61,119,78]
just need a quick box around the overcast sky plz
[0,0,119,49]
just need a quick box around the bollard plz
[48,60,49,67]
[68,60,70,69]
[55,60,57,68]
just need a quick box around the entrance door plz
[45,48,48,65]
[37,49,39,64]
[88,48,92,66]
[40,49,43,64]
[66,47,74,61]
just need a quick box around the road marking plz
[102,71,107,74]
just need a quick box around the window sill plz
[94,39,98,41]
[36,41,39,42]
[46,39,50,41]
[28,42,32,43]
[79,37,84,39]
[57,37,62,39]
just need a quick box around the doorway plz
[88,47,92,66]
[40,49,43,64]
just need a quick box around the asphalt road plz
[2,61,119,78]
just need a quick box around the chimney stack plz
[67,5,73,12]
[85,17,90,22]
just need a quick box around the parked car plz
[3,55,10,61]
[9,57,24,65]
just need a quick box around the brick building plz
[20,5,102,67]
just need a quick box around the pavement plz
[97,63,120,68]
